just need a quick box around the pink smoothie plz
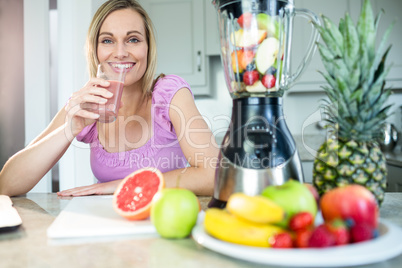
[97,80,124,123]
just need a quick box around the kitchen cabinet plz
[205,0,220,56]
[289,0,402,92]
[138,0,209,94]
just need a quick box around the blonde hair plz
[86,0,158,97]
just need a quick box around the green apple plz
[261,180,317,228]
[230,29,267,47]
[255,37,279,74]
[256,13,275,36]
[256,13,280,38]
[150,188,199,239]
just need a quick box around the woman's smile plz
[109,62,135,73]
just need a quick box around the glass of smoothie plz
[96,62,127,123]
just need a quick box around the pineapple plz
[312,0,394,206]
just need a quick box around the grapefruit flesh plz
[113,167,164,220]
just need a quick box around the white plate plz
[192,219,402,267]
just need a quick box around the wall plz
[0,0,25,170]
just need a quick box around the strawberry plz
[261,74,276,89]
[350,223,375,243]
[325,219,350,246]
[308,224,335,248]
[295,228,313,248]
[269,232,293,248]
[289,212,314,232]
[237,12,253,28]
[243,70,259,85]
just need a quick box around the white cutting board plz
[47,195,156,239]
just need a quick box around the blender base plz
[209,97,304,208]
[207,197,227,209]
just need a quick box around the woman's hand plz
[57,180,122,197]
[64,78,112,139]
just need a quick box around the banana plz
[204,208,285,247]
[226,193,285,224]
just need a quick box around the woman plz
[0,0,218,197]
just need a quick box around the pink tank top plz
[76,75,191,183]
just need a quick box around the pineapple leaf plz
[322,15,344,54]
[357,0,376,57]
[319,71,337,92]
[373,7,384,34]
[317,42,336,61]
[348,101,358,118]
[321,84,339,102]
[317,44,336,76]
[339,17,345,35]
[367,83,383,106]
[359,108,372,122]
[343,13,359,71]
[373,45,392,84]
[370,88,392,119]
[350,88,363,103]
[313,0,394,142]
[333,58,350,80]
[360,39,370,82]
[335,76,351,102]
[368,64,392,105]
[317,15,343,57]
[367,19,395,88]
[349,60,361,91]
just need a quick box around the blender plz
[209,0,320,208]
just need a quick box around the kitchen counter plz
[1,193,402,268]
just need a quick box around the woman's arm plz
[163,87,219,196]
[0,78,112,196]
[0,109,71,196]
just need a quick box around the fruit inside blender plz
[229,12,284,94]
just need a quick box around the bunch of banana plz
[204,193,287,247]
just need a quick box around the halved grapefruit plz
[113,167,165,221]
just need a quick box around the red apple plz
[320,185,379,229]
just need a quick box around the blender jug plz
[209,0,320,208]
[216,0,320,97]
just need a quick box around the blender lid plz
[213,0,294,8]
